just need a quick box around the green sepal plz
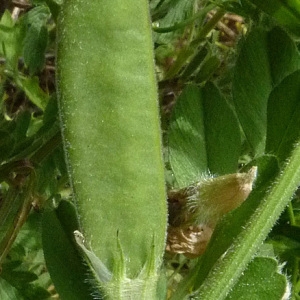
[74,230,112,283]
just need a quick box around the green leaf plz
[181,46,208,79]
[22,5,50,74]
[0,212,51,300]
[268,234,300,258]
[23,5,50,25]
[44,0,61,21]
[152,0,196,44]
[195,55,220,83]
[0,129,15,161]
[202,83,241,175]
[0,189,24,255]
[248,0,300,36]
[225,257,288,300]
[13,111,31,141]
[168,85,207,186]
[16,76,49,110]
[1,269,37,286]
[0,278,23,300]
[0,267,51,300]
[0,11,24,70]
[233,26,300,155]
[23,25,48,75]
[266,70,300,162]
[42,200,101,300]
[168,83,241,187]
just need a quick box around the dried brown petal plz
[166,224,213,258]
[168,167,257,228]
[166,167,257,257]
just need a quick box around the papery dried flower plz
[166,224,213,258]
[167,167,257,257]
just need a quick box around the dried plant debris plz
[167,167,257,257]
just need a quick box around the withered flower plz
[167,167,257,257]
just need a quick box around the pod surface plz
[57,0,167,277]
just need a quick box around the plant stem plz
[195,141,300,299]
[0,173,35,265]
[287,202,296,226]
[30,131,61,165]
[152,4,214,33]
[193,8,226,43]
[165,8,225,79]
[291,257,299,299]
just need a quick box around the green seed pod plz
[55,0,167,297]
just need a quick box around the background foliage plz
[0,0,300,299]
